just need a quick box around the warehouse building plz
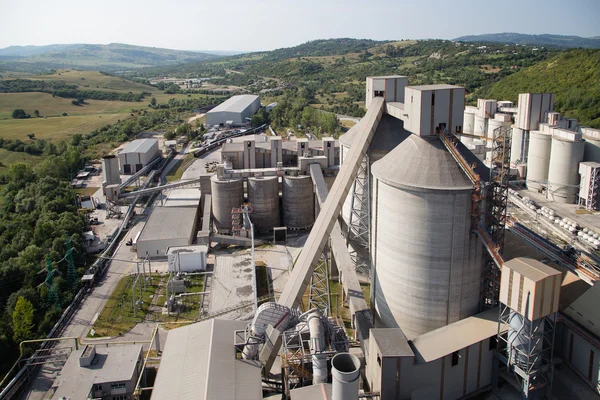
[51,344,143,400]
[206,95,261,127]
[118,138,159,174]
[136,206,199,258]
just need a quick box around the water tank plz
[282,175,314,229]
[210,176,244,233]
[248,176,280,233]
[474,115,487,137]
[371,135,484,338]
[547,137,585,203]
[526,132,552,190]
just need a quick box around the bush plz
[12,109,30,119]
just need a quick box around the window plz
[377,354,381,367]
[451,351,460,366]
[431,93,435,106]
[93,384,102,391]
[111,382,127,390]
[589,350,595,381]
[374,90,384,97]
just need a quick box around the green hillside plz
[0,43,219,72]
[475,49,600,128]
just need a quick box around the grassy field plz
[0,112,129,142]
[0,92,138,119]
[0,148,42,174]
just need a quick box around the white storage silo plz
[526,132,552,190]
[210,176,244,233]
[474,115,487,138]
[282,175,314,229]
[462,111,476,144]
[248,176,280,234]
[547,137,585,203]
[371,134,484,338]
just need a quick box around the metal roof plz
[503,257,561,282]
[138,206,198,242]
[410,308,499,363]
[163,188,201,208]
[208,95,260,114]
[371,134,474,191]
[150,319,262,400]
[371,328,414,357]
[52,344,142,400]
[121,138,158,154]
[405,84,464,91]
[563,283,600,338]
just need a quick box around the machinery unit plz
[403,84,465,137]
[210,175,244,234]
[497,258,561,399]
[365,75,408,109]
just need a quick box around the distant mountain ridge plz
[0,43,219,71]
[454,33,600,48]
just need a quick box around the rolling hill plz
[0,43,219,72]
[475,49,600,128]
[454,33,600,49]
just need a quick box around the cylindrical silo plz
[486,118,510,148]
[248,176,280,233]
[282,175,314,229]
[474,115,487,138]
[547,137,585,203]
[371,135,484,338]
[210,175,244,233]
[510,127,526,165]
[463,111,475,135]
[526,132,552,190]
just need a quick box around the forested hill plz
[252,38,390,61]
[475,49,600,128]
[0,43,219,72]
[454,33,600,49]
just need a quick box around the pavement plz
[209,251,255,320]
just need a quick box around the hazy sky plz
[1,0,599,52]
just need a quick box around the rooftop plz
[405,84,464,91]
[138,206,198,242]
[121,138,158,154]
[410,308,498,363]
[150,319,262,400]
[371,328,414,357]
[207,95,260,114]
[563,283,600,338]
[52,344,142,400]
[163,188,202,208]
[503,257,562,282]
[167,244,208,255]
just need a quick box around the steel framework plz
[482,125,512,309]
[308,251,331,315]
[496,304,556,398]
[584,164,600,211]
[346,154,371,276]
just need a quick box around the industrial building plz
[51,344,143,400]
[118,138,160,175]
[136,206,199,258]
[166,244,208,272]
[206,94,261,127]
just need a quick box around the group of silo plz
[210,174,314,234]
[525,128,585,203]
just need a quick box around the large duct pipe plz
[307,311,327,384]
[331,353,360,400]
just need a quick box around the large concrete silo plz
[210,175,244,234]
[248,176,280,233]
[371,134,484,338]
[547,136,585,204]
[282,175,314,230]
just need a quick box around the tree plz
[12,109,29,119]
[12,296,35,344]
[33,110,40,118]
[150,97,157,107]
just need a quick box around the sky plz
[1,0,599,52]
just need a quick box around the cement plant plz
[4,79,600,400]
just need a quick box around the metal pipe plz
[307,311,327,384]
[331,352,360,400]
